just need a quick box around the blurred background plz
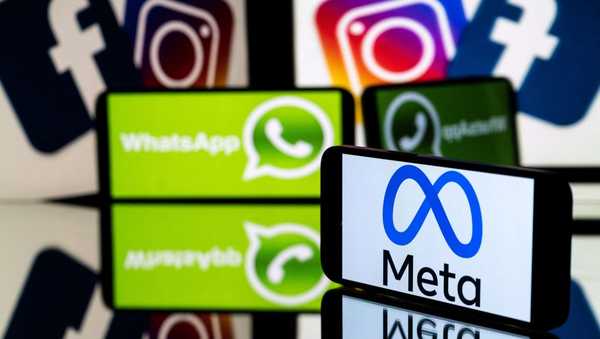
[0,0,598,338]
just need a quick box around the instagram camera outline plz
[336,0,456,93]
[133,0,230,88]
[315,0,466,94]
[149,313,231,339]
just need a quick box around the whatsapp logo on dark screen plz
[383,92,441,156]
[244,222,329,306]
[243,96,333,180]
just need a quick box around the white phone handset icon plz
[267,244,314,284]
[383,92,441,156]
[265,118,313,158]
[399,112,427,151]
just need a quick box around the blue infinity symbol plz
[382,165,482,258]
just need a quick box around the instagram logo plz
[316,0,467,94]
[149,313,234,339]
[133,0,233,88]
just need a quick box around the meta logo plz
[126,0,233,88]
[315,0,467,94]
[0,0,139,153]
[382,165,482,307]
[383,165,482,258]
[449,0,600,125]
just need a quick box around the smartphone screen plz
[363,79,518,166]
[100,89,353,199]
[340,295,530,339]
[108,203,333,311]
[340,152,535,322]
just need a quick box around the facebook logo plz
[4,249,147,339]
[0,0,140,153]
[449,0,600,125]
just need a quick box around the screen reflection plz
[321,289,554,339]
[106,203,332,312]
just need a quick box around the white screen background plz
[341,154,534,321]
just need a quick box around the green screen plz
[112,204,333,311]
[371,81,517,165]
[107,91,345,198]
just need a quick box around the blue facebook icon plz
[448,0,600,125]
[0,0,139,153]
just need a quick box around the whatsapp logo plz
[242,96,334,180]
[384,92,441,156]
[244,221,330,306]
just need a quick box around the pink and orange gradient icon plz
[149,313,235,339]
[133,0,233,89]
[315,0,467,95]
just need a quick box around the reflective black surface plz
[321,283,600,339]
[1,203,598,338]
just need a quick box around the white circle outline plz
[242,96,334,180]
[149,20,204,88]
[383,91,442,156]
[158,314,209,339]
[361,17,435,83]
[244,222,331,306]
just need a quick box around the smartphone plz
[102,203,334,312]
[96,88,354,201]
[321,146,572,330]
[321,288,556,339]
[362,78,518,166]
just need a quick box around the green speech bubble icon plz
[384,92,442,156]
[242,96,334,180]
[244,221,330,306]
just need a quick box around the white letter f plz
[48,0,106,117]
[490,0,559,89]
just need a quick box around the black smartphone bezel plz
[321,146,572,331]
[96,88,355,312]
[321,288,557,339]
[361,77,520,166]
